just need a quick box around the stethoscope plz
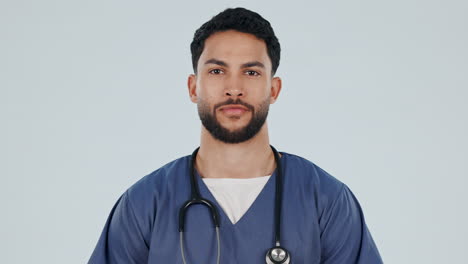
[178,145,291,264]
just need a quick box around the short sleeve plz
[319,185,383,264]
[88,191,149,264]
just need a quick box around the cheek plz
[249,84,271,99]
[244,77,270,90]
[197,98,214,115]
[197,96,219,113]
[197,76,223,95]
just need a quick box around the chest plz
[147,175,323,264]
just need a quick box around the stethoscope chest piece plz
[266,246,290,264]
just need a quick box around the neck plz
[196,123,279,179]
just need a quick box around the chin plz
[221,121,249,130]
[222,126,247,134]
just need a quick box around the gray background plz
[2,0,467,263]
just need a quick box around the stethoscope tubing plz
[178,145,286,263]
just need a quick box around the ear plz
[187,74,198,103]
[269,77,282,104]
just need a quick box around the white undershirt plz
[202,175,271,224]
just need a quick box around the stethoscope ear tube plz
[178,198,221,232]
[271,145,283,247]
[179,147,221,232]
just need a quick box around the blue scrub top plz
[89,152,383,263]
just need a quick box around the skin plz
[187,30,282,179]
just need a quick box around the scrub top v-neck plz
[202,175,272,225]
[197,171,275,227]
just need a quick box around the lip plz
[219,104,249,115]
[219,104,249,111]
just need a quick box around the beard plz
[197,97,270,144]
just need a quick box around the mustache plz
[214,98,254,112]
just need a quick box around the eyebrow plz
[204,58,228,67]
[204,58,265,69]
[241,61,265,69]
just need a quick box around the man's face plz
[188,30,281,144]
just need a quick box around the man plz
[89,7,383,264]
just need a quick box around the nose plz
[224,76,244,98]
[225,89,243,97]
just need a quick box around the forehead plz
[199,30,271,69]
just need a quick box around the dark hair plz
[190,7,281,76]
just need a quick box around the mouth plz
[219,104,249,115]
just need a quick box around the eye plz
[245,70,260,76]
[209,68,224,75]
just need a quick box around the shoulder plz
[122,155,191,216]
[280,153,382,262]
[281,152,346,212]
[282,152,345,192]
